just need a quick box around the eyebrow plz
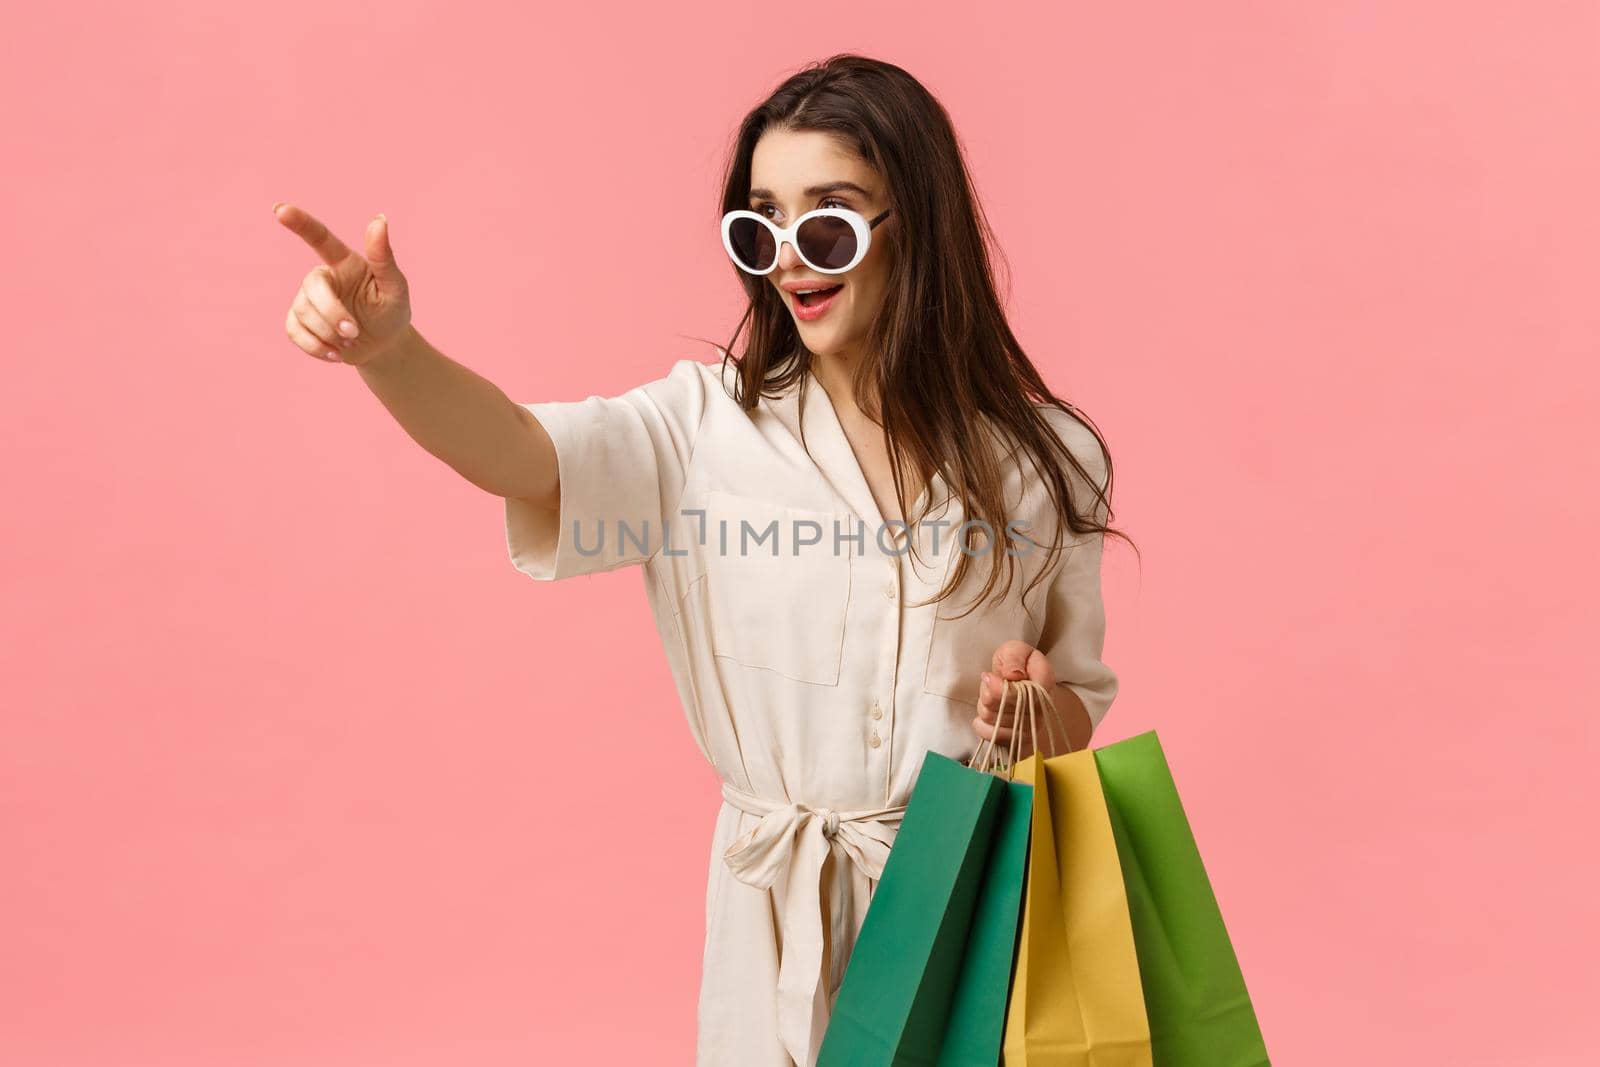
[748,180,873,202]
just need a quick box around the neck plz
[808,350,874,418]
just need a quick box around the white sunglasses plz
[721,206,893,276]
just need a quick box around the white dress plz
[503,356,1119,1067]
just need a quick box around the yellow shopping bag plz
[1000,679,1153,1067]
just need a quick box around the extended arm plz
[358,325,560,508]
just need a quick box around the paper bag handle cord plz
[970,677,1021,775]
[968,677,1073,778]
[968,678,999,774]
[1032,677,1072,756]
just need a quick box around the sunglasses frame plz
[720,206,894,276]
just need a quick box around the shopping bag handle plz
[968,677,1073,778]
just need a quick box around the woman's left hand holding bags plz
[973,640,1094,758]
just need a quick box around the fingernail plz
[338,319,358,337]
[272,201,285,215]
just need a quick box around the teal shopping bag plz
[1094,731,1272,1067]
[816,749,1013,1066]
[936,774,1032,1065]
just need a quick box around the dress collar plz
[775,367,951,535]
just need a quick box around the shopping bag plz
[817,747,1010,1065]
[1094,731,1271,1066]
[1002,679,1154,1067]
[936,734,1034,1064]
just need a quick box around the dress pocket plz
[701,488,852,686]
[920,544,1050,705]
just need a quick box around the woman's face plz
[747,128,894,363]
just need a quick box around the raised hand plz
[273,202,412,367]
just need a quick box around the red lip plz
[789,283,844,322]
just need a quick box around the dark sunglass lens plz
[728,217,776,271]
[798,215,858,270]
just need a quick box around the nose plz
[775,235,804,272]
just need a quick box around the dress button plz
[884,582,897,600]
[870,732,882,748]
[871,704,883,720]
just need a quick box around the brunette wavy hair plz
[698,54,1138,617]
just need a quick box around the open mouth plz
[796,284,844,307]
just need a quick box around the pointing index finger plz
[273,202,354,266]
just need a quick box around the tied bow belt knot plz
[719,780,909,1067]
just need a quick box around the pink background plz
[5,3,1597,1064]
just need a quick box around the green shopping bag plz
[936,774,1032,1065]
[1094,731,1272,1066]
[816,748,1017,1066]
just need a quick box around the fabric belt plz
[719,779,909,1067]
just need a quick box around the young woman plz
[274,53,1127,1067]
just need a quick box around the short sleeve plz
[504,358,711,581]
[1033,408,1120,735]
